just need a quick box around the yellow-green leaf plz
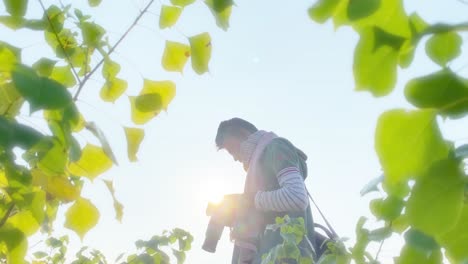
[32,169,80,202]
[159,5,182,29]
[130,80,176,125]
[8,211,40,236]
[102,59,121,79]
[68,144,113,180]
[425,31,463,67]
[49,66,77,88]
[0,227,27,264]
[189,32,212,74]
[124,127,145,162]
[0,41,21,78]
[205,0,233,30]
[32,58,57,77]
[100,78,128,103]
[0,82,23,117]
[103,180,124,222]
[88,0,102,7]
[65,198,100,239]
[439,205,468,262]
[3,0,28,17]
[170,0,195,7]
[162,41,191,72]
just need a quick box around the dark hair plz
[215,118,258,149]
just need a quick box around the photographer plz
[213,118,316,264]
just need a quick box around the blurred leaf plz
[455,144,468,159]
[49,66,77,88]
[130,80,176,125]
[406,159,465,236]
[404,229,439,254]
[32,169,80,202]
[103,180,124,222]
[170,0,195,7]
[0,226,27,263]
[3,0,28,17]
[32,58,57,77]
[425,31,462,67]
[375,109,450,184]
[368,226,392,241]
[172,249,186,264]
[189,33,212,74]
[308,0,342,23]
[162,41,191,72]
[0,82,23,118]
[369,196,404,221]
[396,245,442,264]
[360,174,383,196]
[37,139,67,175]
[124,127,144,162]
[438,205,468,262]
[12,65,72,113]
[160,5,182,29]
[65,198,100,239]
[8,210,40,236]
[0,41,21,77]
[100,78,128,103]
[205,0,232,30]
[85,122,118,165]
[80,22,105,48]
[405,69,468,119]
[347,0,380,21]
[102,59,120,79]
[68,144,113,180]
[44,5,65,32]
[88,0,102,7]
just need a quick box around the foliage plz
[307,0,468,263]
[0,0,234,262]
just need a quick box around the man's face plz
[222,135,243,163]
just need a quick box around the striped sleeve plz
[255,167,308,212]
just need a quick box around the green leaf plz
[37,139,67,175]
[12,65,72,113]
[32,58,57,77]
[130,80,176,125]
[103,180,124,222]
[347,0,380,21]
[159,5,182,29]
[100,78,128,103]
[404,229,439,254]
[360,174,383,196]
[65,198,100,239]
[438,205,468,262]
[31,169,80,202]
[308,0,342,24]
[205,0,233,30]
[375,109,450,184]
[170,0,195,7]
[49,66,77,88]
[3,0,28,17]
[0,41,21,76]
[124,127,145,162]
[189,32,212,74]
[406,159,465,236]
[8,210,40,236]
[369,196,404,221]
[172,249,186,264]
[0,82,23,118]
[68,144,113,180]
[85,122,118,165]
[0,227,27,263]
[44,5,65,33]
[80,22,105,48]
[405,69,468,119]
[102,59,120,79]
[368,227,392,241]
[353,27,400,96]
[396,245,442,264]
[162,41,191,72]
[425,31,462,66]
[88,0,102,7]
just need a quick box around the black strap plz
[306,189,339,239]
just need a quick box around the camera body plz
[202,194,243,253]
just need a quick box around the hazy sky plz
[2,0,468,263]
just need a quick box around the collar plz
[239,130,268,168]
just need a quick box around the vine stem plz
[37,0,83,87]
[0,203,15,228]
[73,0,156,101]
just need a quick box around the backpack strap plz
[306,188,339,240]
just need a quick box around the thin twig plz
[37,0,83,87]
[375,239,385,261]
[0,203,15,228]
[73,0,157,101]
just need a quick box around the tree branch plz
[73,0,157,101]
[0,203,15,228]
[37,0,83,87]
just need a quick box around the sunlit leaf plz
[205,0,232,30]
[0,41,21,77]
[68,144,113,180]
[65,198,100,239]
[405,69,468,119]
[406,159,465,236]
[88,0,102,7]
[8,210,40,236]
[369,196,404,221]
[12,65,72,113]
[308,0,342,24]
[347,0,380,21]
[124,127,144,162]
[162,41,191,72]
[375,109,451,184]
[170,0,195,7]
[396,244,442,264]
[102,59,120,79]
[32,58,57,77]
[49,66,77,88]
[3,0,28,17]
[160,5,182,29]
[130,80,176,125]
[80,22,105,48]
[0,226,27,263]
[0,82,23,118]
[189,32,212,74]
[425,31,462,67]
[85,122,118,165]
[404,229,439,254]
[32,169,80,202]
[103,180,124,222]
[100,78,128,103]
[439,205,468,262]
[37,139,67,176]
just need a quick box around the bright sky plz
[2,0,468,263]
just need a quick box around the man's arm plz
[253,141,309,212]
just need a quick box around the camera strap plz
[306,188,339,239]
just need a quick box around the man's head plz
[215,118,258,162]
